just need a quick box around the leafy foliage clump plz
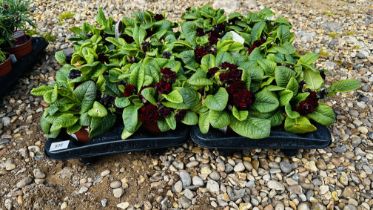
[32,6,360,141]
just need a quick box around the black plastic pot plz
[0,37,48,99]
[45,125,190,160]
[190,124,332,156]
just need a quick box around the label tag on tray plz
[50,140,70,152]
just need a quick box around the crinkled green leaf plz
[298,53,319,66]
[279,89,293,106]
[284,116,317,134]
[232,106,248,121]
[307,104,335,126]
[89,113,116,137]
[165,113,176,130]
[198,111,210,134]
[252,90,279,113]
[55,51,66,65]
[115,97,131,108]
[275,66,296,87]
[123,104,142,133]
[163,90,183,103]
[230,117,271,139]
[286,77,299,95]
[304,68,323,90]
[251,21,266,43]
[329,79,361,95]
[31,85,53,96]
[181,111,198,125]
[201,54,216,72]
[205,88,228,111]
[88,101,108,117]
[285,103,300,119]
[73,81,97,113]
[141,88,157,105]
[209,110,230,129]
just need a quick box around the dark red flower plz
[141,41,151,52]
[161,68,177,82]
[139,103,160,133]
[175,110,187,121]
[209,31,219,45]
[162,51,172,59]
[296,91,319,115]
[146,28,155,38]
[124,84,137,97]
[154,14,164,21]
[194,46,209,63]
[226,81,255,109]
[98,53,109,63]
[207,67,219,78]
[121,34,134,43]
[139,103,159,122]
[69,69,81,79]
[219,69,242,83]
[226,81,246,95]
[155,80,172,94]
[196,28,205,36]
[232,90,255,109]
[247,36,266,54]
[221,62,238,70]
[159,107,172,118]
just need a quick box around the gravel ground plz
[0,0,372,209]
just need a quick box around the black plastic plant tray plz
[0,37,48,99]
[190,124,332,155]
[45,125,190,160]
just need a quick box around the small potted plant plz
[0,0,35,59]
[31,80,117,143]
[0,49,12,76]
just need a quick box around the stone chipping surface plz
[0,0,372,209]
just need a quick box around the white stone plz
[206,180,220,194]
[117,202,129,209]
[267,180,285,191]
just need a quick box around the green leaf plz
[188,70,213,86]
[165,113,176,130]
[181,111,198,125]
[163,90,183,103]
[205,88,229,111]
[284,116,317,134]
[216,51,234,66]
[275,66,295,87]
[298,53,319,65]
[123,104,142,133]
[286,77,299,95]
[268,42,295,55]
[51,113,78,131]
[329,79,361,94]
[201,54,216,71]
[88,101,108,117]
[133,25,146,46]
[252,90,279,113]
[251,21,266,43]
[257,59,276,75]
[141,88,157,105]
[307,104,335,126]
[198,111,210,134]
[96,8,107,26]
[31,85,53,96]
[55,51,66,65]
[40,113,51,134]
[232,106,248,121]
[304,68,323,90]
[67,123,81,135]
[208,110,230,129]
[74,81,97,113]
[89,113,116,137]
[295,92,310,103]
[115,97,131,108]
[269,111,285,127]
[285,103,300,119]
[277,25,292,43]
[230,117,271,139]
[157,120,170,132]
[121,128,135,140]
[279,89,293,106]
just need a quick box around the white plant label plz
[49,140,70,152]
[230,31,245,44]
